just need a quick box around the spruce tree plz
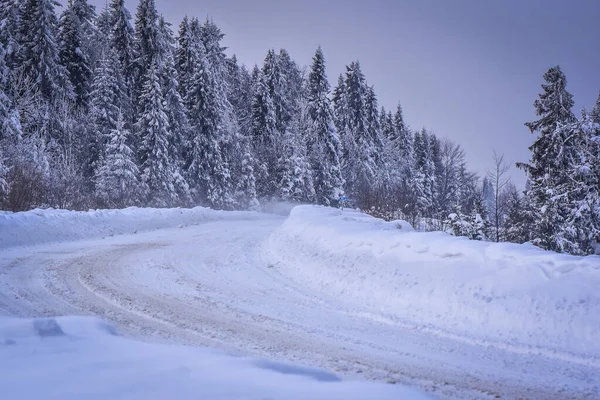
[157,15,190,204]
[133,0,159,109]
[519,66,577,252]
[88,49,125,181]
[251,69,278,198]
[109,0,135,89]
[277,106,315,203]
[306,47,343,205]
[17,0,73,105]
[58,0,95,108]
[186,40,233,209]
[0,42,21,142]
[0,0,21,70]
[95,112,140,207]
[338,61,377,207]
[136,62,176,207]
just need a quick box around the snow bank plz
[0,316,430,400]
[0,206,263,249]
[265,206,600,361]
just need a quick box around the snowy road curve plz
[1,216,598,399]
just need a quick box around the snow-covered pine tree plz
[548,115,600,254]
[469,189,491,241]
[251,68,278,199]
[591,92,600,124]
[109,0,135,90]
[306,46,343,205]
[338,61,378,207]
[186,40,234,209]
[157,15,190,205]
[58,0,96,108]
[332,74,347,135]
[88,48,125,183]
[0,41,22,142]
[17,0,73,105]
[262,49,295,136]
[135,61,176,207]
[412,129,436,217]
[0,0,21,70]
[277,99,315,203]
[132,0,159,110]
[519,66,577,253]
[502,184,534,244]
[95,112,140,208]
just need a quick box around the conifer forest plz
[1,0,599,255]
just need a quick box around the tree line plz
[0,0,598,255]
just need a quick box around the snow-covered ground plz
[1,205,599,399]
[0,316,428,400]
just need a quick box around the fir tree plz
[338,61,378,206]
[17,0,73,105]
[186,41,233,209]
[58,0,96,108]
[109,0,135,89]
[0,0,21,70]
[133,0,159,108]
[306,47,343,205]
[591,91,600,124]
[157,15,190,204]
[251,69,278,198]
[95,112,140,207]
[277,107,315,203]
[136,62,176,207]
[88,49,125,181]
[519,66,577,252]
[0,42,22,142]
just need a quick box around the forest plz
[0,0,599,255]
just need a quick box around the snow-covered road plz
[1,210,598,399]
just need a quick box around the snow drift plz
[0,206,264,249]
[265,206,600,362]
[0,316,430,400]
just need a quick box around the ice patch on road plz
[265,205,600,362]
[0,316,431,400]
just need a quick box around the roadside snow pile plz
[265,206,600,361]
[0,316,430,400]
[0,207,262,249]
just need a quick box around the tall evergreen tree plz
[88,49,124,182]
[519,66,577,252]
[109,0,135,89]
[133,0,159,108]
[58,0,96,108]
[0,0,21,70]
[186,40,233,209]
[95,112,140,207]
[157,15,190,204]
[337,61,378,206]
[251,69,278,198]
[17,0,73,105]
[306,47,343,205]
[135,61,176,207]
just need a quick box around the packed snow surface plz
[1,205,599,399]
[0,316,429,400]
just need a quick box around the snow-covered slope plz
[0,206,263,248]
[265,206,600,361]
[0,316,430,400]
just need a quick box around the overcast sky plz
[89,0,600,187]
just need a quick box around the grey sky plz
[90,0,600,187]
